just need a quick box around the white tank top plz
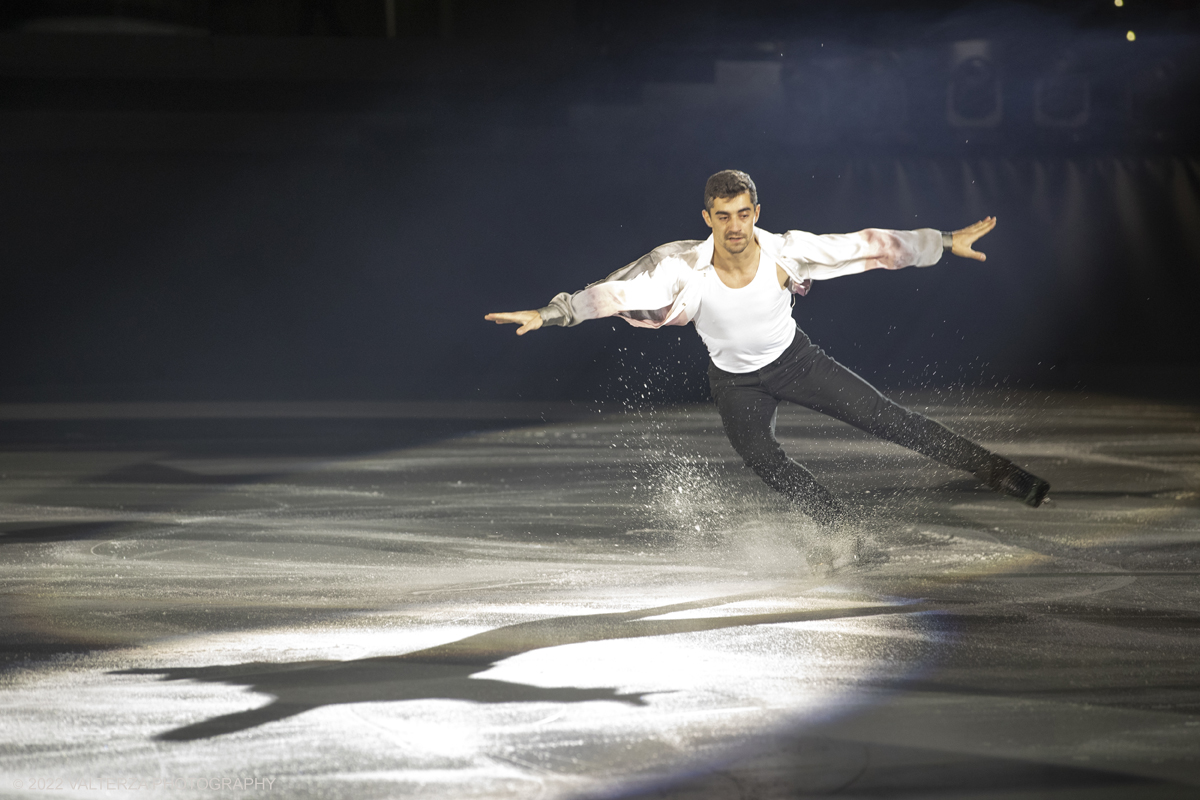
[693,246,797,373]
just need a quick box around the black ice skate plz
[982,458,1051,508]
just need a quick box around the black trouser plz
[708,327,997,525]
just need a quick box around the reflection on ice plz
[1,591,935,798]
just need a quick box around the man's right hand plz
[485,310,543,336]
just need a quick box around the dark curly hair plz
[703,170,758,210]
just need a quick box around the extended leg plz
[765,337,1049,507]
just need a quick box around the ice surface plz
[1,392,1199,798]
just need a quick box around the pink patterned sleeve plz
[538,252,694,328]
[781,228,944,281]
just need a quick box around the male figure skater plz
[486,170,1049,526]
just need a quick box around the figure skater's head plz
[702,170,760,256]
[703,170,758,211]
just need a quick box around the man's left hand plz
[951,216,996,262]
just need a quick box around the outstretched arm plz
[485,241,701,335]
[947,216,996,262]
[776,217,998,282]
[484,310,543,336]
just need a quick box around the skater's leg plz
[785,350,991,473]
[763,332,1049,506]
[709,366,846,525]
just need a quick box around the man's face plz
[702,192,760,255]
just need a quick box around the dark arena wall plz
[1,0,1198,404]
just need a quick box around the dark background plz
[2,1,1198,404]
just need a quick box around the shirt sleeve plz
[780,227,944,281]
[537,244,696,328]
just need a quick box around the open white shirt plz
[536,225,945,334]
